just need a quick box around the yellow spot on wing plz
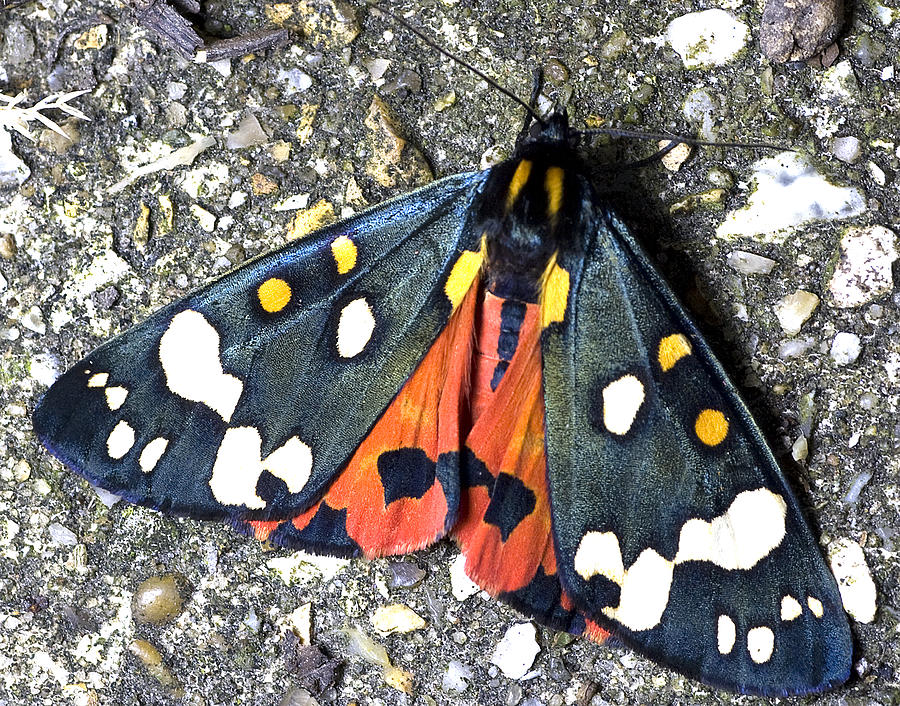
[444,243,484,310]
[258,277,292,313]
[506,160,532,211]
[658,333,692,371]
[331,235,358,274]
[545,166,564,218]
[539,253,569,328]
[695,408,728,446]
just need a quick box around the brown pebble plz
[129,639,182,694]
[544,58,569,83]
[0,233,15,259]
[251,172,279,195]
[760,0,845,63]
[132,574,185,625]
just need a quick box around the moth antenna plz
[575,126,790,152]
[370,3,545,129]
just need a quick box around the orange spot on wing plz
[695,408,729,446]
[583,619,611,644]
[257,277,292,313]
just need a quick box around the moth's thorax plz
[476,143,590,302]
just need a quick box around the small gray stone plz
[726,250,777,275]
[832,136,862,164]
[1,21,36,65]
[388,561,426,588]
[504,683,523,706]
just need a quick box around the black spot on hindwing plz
[483,472,536,542]
[461,447,493,489]
[377,447,436,505]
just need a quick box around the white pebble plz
[830,332,862,366]
[29,353,59,386]
[277,68,313,93]
[717,152,866,241]
[449,554,480,601]
[726,250,777,275]
[190,204,216,232]
[442,660,473,693]
[20,305,46,335]
[48,522,78,546]
[828,225,898,308]
[829,538,877,623]
[491,622,540,680]
[774,290,820,335]
[666,10,749,69]
[831,136,861,163]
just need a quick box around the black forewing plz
[34,172,488,521]
[541,194,852,696]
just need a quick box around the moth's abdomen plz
[470,291,533,422]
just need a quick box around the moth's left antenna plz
[370,3,545,129]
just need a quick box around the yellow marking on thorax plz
[331,235,358,274]
[695,409,729,446]
[444,236,486,310]
[257,277,292,313]
[658,333,692,372]
[506,160,532,211]
[539,251,570,328]
[545,166,564,219]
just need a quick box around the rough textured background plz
[0,1,897,705]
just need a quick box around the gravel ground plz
[0,1,897,705]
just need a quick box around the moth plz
[33,66,851,699]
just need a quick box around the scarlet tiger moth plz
[31,11,853,700]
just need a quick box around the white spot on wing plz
[139,437,169,473]
[600,548,675,631]
[602,374,645,435]
[105,386,128,410]
[575,487,788,633]
[747,626,775,663]
[807,596,824,618]
[209,427,313,509]
[575,531,675,631]
[717,615,736,654]
[107,420,135,459]
[781,595,802,621]
[574,531,625,584]
[159,310,243,422]
[87,372,108,387]
[337,297,375,358]
[262,436,313,493]
[674,488,787,570]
